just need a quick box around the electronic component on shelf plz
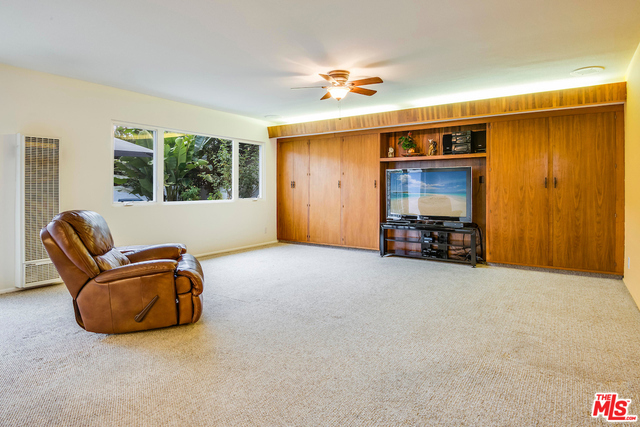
[442,134,453,155]
[421,248,448,259]
[472,131,486,153]
[443,221,465,228]
[452,131,472,143]
[451,131,471,154]
[443,130,486,154]
[452,142,471,154]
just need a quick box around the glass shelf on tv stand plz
[380,222,478,267]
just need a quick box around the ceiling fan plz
[292,70,383,101]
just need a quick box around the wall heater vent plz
[19,136,61,288]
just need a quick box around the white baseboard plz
[0,287,20,295]
[194,240,279,259]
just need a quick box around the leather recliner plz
[40,210,204,334]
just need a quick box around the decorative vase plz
[407,147,416,155]
[428,139,437,156]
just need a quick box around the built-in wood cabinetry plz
[341,134,379,249]
[277,139,309,242]
[488,110,623,274]
[549,112,620,273]
[489,118,551,266]
[277,104,624,275]
[277,134,380,250]
[309,137,341,245]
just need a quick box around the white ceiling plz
[1,0,639,124]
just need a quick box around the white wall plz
[625,42,640,308]
[0,63,276,291]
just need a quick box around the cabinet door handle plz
[374,180,377,188]
[545,177,547,188]
[554,177,557,188]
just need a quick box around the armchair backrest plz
[41,210,130,298]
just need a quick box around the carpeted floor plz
[1,243,640,426]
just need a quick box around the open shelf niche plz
[380,123,486,159]
[378,121,488,261]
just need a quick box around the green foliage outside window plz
[113,128,155,201]
[114,127,261,202]
[239,143,260,199]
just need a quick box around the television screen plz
[386,167,472,222]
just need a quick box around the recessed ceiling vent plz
[570,66,605,77]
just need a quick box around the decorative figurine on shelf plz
[388,146,395,158]
[428,139,437,156]
[399,132,417,156]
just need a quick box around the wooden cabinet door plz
[488,118,551,266]
[550,112,617,273]
[341,134,380,249]
[277,141,295,241]
[292,139,310,242]
[309,137,342,245]
[277,140,309,242]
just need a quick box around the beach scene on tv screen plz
[389,170,467,217]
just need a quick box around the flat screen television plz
[386,166,472,222]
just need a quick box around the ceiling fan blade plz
[291,86,326,89]
[319,74,337,83]
[350,86,377,96]
[349,77,383,86]
[320,92,332,100]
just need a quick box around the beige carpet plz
[1,243,639,426]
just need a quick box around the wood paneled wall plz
[268,82,626,138]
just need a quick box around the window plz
[113,126,156,203]
[239,142,262,199]
[112,123,263,204]
[163,131,233,201]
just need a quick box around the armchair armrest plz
[120,244,187,263]
[94,260,178,283]
[176,254,204,295]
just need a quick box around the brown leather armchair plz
[40,210,203,334]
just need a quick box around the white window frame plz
[237,140,264,201]
[111,120,265,206]
[161,128,236,204]
[111,122,159,206]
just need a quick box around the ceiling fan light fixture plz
[328,86,350,100]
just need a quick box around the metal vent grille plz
[23,136,60,286]
[25,263,60,284]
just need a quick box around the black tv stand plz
[380,222,478,267]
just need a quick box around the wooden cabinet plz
[488,111,622,274]
[341,134,380,249]
[277,140,295,241]
[550,113,617,272]
[489,118,551,266]
[309,137,342,245]
[278,134,380,250]
[277,139,309,242]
